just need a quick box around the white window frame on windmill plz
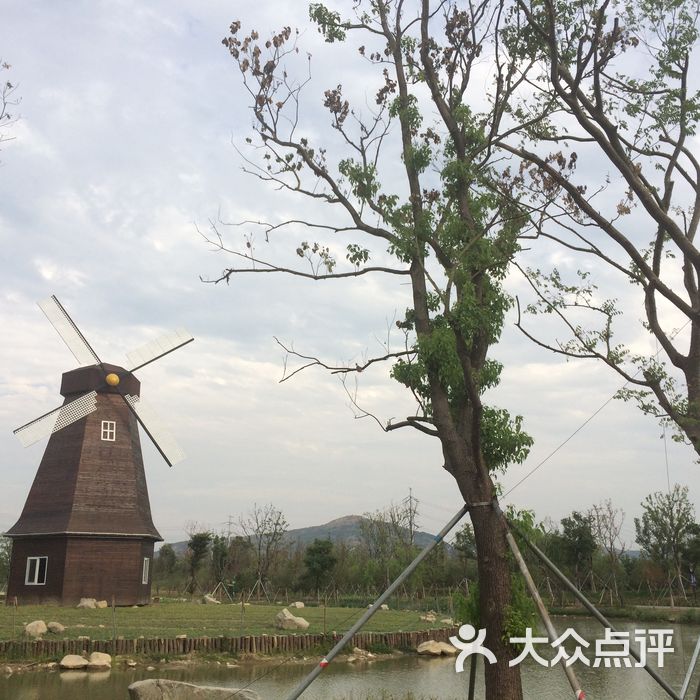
[25,556,48,585]
[101,420,116,441]
[142,557,150,585]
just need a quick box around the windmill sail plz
[123,394,186,466]
[39,296,101,366]
[13,391,98,447]
[126,328,194,372]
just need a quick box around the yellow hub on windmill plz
[105,373,120,387]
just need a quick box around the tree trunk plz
[471,502,524,700]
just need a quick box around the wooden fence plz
[0,627,459,660]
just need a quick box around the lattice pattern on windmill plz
[38,296,100,367]
[124,394,186,465]
[14,296,192,467]
[127,328,193,371]
[14,391,98,447]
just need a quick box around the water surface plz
[3,616,699,699]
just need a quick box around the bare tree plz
[360,501,418,587]
[589,499,626,604]
[240,503,289,586]
[0,61,19,162]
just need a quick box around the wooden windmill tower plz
[6,296,193,605]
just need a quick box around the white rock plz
[351,646,375,660]
[77,598,97,609]
[47,622,65,634]
[289,601,305,608]
[87,652,112,670]
[417,640,443,656]
[437,641,458,655]
[417,640,456,656]
[274,608,310,631]
[59,654,89,670]
[25,620,47,638]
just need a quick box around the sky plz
[1,0,698,548]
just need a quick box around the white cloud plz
[1,0,699,549]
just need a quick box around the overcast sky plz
[1,0,698,548]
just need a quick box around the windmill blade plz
[126,328,194,372]
[13,391,98,447]
[123,394,185,466]
[39,296,101,367]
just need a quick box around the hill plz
[162,515,446,554]
[284,514,441,549]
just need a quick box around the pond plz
[3,616,700,699]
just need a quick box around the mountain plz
[160,515,447,554]
[283,514,442,549]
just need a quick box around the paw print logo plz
[449,624,497,672]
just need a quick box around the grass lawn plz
[0,601,454,642]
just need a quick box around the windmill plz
[5,296,193,605]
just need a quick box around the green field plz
[0,601,453,642]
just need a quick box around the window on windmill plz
[25,556,48,585]
[142,557,150,585]
[101,420,116,441]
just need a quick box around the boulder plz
[25,620,47,638]
[96,600,109,609]
[48,621,66,634]
[88,652,112,670]
[128,679,262,699]
[274,608,309,631]
[437,641,458,655]
[416,640,457,656]
[289,601,304,609]
[348,646,375,661]
[416,640,443,656]
[59,654,89,670]
[201,594,221,605]
[77,598,97,609]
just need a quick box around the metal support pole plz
[467,652,477,700]
[505,529,586,699]
[680,634,700,699]
[285,504,469,700]
[509,520,681,700]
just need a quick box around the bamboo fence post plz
[111,595,117,655]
